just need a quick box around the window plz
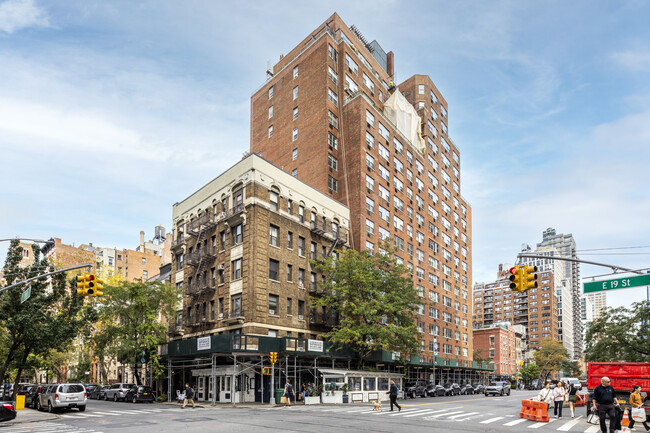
[328,132,338,150]
[293,65,299,78]
[142,270,148,279]
[293,86,298,100]
[270,191,279,211]
[362,72,374,93]
[268,105,273,119]
[328,175,338,192]
[269,225,279,246]
[328,154,338,171]
[345,53,358,74]
[328,44,337,61]
[328,66,337,84]
[366,175,375,192]
[345,74,358,94]
[366,153,375,170]
[366,131,374,149]
[328,110,338,128]
[366,110,375,127]
[218,268,224,284]
[269,294,278,315]
[328,88,338,106]
[269,259,279,280]
[141,257,146,265]
[231,258,242,280]
[286,264,293,282]
[310,242,317,260]
[292,148,298,160]
[298,205,304,223]
[298,237,305,256]
[298,268,305,287]
[366,219,375,235]
[231,224,243,245]
[268,125,273,138]
[298,300,305,318]
[418,84,425,94]
[292,169,297,177]
[293,107,298,120]
[292,128,298,141]
[378,122,389,140]
[287,231,293,249]
[287,298,292,315]
[268,86,273,99]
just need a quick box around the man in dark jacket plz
[389,380,401,412]
[591,377,620,433]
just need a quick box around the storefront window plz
[363,377,376,391]
[378,378,389,391]
[348,377,361,391]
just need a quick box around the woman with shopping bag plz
[553,381,566,419]
[537,383,554,414]
[629,385,649,431]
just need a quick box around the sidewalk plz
[1,408,58,426]
[160,401,284,409]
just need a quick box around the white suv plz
[104,383,136,402]
[38,383,86,412]
[563,378,582,390]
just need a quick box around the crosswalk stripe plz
[403,409,441,418]
[420,408,464,418]
[503,418,528,426]
[90,411,121,415]
[556,417,582,431]
[447,411,480,419]
[583,425,600,433]
[528,418,556,429]
[389,408,432,416]
[425,410,465,418]
[481,416,505,424]
[373,408,417,415]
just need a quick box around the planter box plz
[304,396,321,405]
[320,392,342,404]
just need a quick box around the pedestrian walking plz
[283,379,294,407]
[537,383,554,413]
[181,383,195,409]
[553,381,566,419]
[629,385,650,431]
[301,383,307,402]
[592,376,620,433]
[567,383,578,418]
[389,380,401,412]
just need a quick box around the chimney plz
[387,51,394,79]
[140,231,145,251]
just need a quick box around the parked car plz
[27,385,48,409]
[125,386,155,403]
[404,381,428,398]
[484,381,511,396]
[460,384,474,395]
[104,383,135,402]
[84,384,99,395]
[97,386,109,400]
[0,401,17,422]
[38,383,86,412]
[563,377,582,390]
[425,384,446,397]
[14,384,34,402]
[473,384,485,394]
[0,383,31,400]
[88,385,107,400]
[444,383,462,396]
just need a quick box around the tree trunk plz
[0,340,19,385]
[12,348,30,401]
[134,363,142,385]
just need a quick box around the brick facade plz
[473,325,518,377]
[250,13,473,364]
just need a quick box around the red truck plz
[586,362,650,421]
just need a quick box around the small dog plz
[372,400,382,412]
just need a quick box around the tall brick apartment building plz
[473,264,560,359]
[250,13,475,379]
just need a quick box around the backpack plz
[186,387,194,398]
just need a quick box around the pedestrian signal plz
[509,266,524,292]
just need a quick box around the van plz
[563,378,581,390]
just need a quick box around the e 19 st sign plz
[584,274,650,293]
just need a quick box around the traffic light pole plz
[517,254,644,275]
[0,263,93,295]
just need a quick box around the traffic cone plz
[621,407,630,427]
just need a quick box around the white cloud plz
[0,0,49,33]
[611,49,650,72]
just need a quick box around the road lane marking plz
[583,426,600,433]
[425,410,465,418]
[447,411,480,419]
[90,411,120,415]
[481,416,505,424]
[373,408,418,415]
[528,418,556,428]
[556,416,582,431]
[504,418,528,426]
[403,409,448,418]
[388,408,432,416]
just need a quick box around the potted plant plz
[342,383,349,404]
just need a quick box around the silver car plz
[104,383,135,402]
[38,383,86,412]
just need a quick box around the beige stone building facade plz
[170,153,350,340]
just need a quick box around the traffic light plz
[508,266,524,292]
[523,265,538,291]
[75,273,97,296]
[92,276,104,297]
[269,352,277,365]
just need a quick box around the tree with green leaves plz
[92,280,179,383]
[0,240,90,393]
[520,363,541,386]
[473,348,490,363]
[584,301,650,362]
[310,244,422,368]
[533,338,570,382]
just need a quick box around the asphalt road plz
[2,391,601,433]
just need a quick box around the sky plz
[1,0,649,308]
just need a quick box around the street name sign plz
[584,274,650,293]
[21,286,31,303]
